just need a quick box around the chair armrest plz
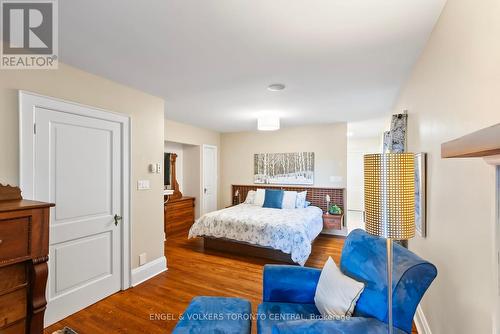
[263,265,321,303]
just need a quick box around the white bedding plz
[188,204,323,265]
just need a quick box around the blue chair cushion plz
[257,302,320,334]
[263,265,321,304]
[173,296,251,334]
[263,189,284,209]
[271,317,407,334]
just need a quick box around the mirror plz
[164,152,182,200]
[164,152,172,189]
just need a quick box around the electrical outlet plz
[156,162,162,174]
[139,253,147,266]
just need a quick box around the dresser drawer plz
[0,217,30,262]
[166,207,194,220]
[0,288,27,329]
[0,264,26,294]
[0,319,25,334]
[166,200,194,221]
[166,199,194,211]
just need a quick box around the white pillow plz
[254,189,266,207]
[295,191,307,208]
[314,257,365,318]
[281,191,298,209]
[244,190,256,204]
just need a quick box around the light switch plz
[137,180,151,190]
[156,163,162,174]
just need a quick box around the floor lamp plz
[364,153,415,334]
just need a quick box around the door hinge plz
[33,123,36,134]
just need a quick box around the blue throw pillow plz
[263,189,284,209]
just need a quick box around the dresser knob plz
[0,239,2,245]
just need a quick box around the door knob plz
[114,214,123,226]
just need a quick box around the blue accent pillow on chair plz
[263,189,284,209]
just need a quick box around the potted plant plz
[328,204,342,215]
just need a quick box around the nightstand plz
[322,213,343,230]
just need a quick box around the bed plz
[188,185,345,265]
[189,203,323,265]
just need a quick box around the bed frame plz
[202,184,345,264]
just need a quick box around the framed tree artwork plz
[415,153,427,237]
[254,152,314,185]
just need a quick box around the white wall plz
[392,0,500,331]
[165,119,221,210]
[346,136,382,232]
[220,123,347,208]
[0,63,165,270]
[183,145,202,218]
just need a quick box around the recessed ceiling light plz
[257,116,280,131]
[267,83,286,91]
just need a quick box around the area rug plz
[51,327,78,334]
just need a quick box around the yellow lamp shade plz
[364,153,415,240]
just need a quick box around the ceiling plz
[59,0,446,132]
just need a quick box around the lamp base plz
[387,238,393,334]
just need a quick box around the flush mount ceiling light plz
[257,116,280,131]
[267,83,286,91]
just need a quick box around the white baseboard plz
[414,304,432,334]
[131,256,167,287]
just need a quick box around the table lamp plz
[325,194,331,214]
[364,153,415,334]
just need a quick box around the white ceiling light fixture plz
[258,116,280,131]
[267,83,286,91]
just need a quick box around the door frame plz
[19,90,132,290]
[202,144,218,215]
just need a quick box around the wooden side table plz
[322,213,343,230]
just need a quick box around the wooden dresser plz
[0,185,54,334]
[164,196,195,238]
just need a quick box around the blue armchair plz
[257,229,437,334]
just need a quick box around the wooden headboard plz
[232,184,345,213]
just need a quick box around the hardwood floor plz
[45,233,417,334]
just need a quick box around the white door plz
[19,92,129,326]
[203,145,217,214]
[346,151,366,232]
